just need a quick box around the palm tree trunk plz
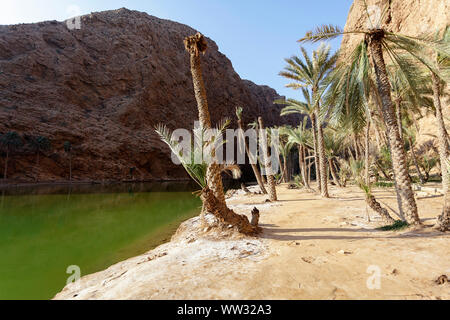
[348,146,355,160]
[315,109,329,197]
[408,137,425,184]
[435,176,449,232]
[431,72,449,231]
[258,117,277,201]
[190,53,211,128]
[366,194,396,225]
[298,145,310,188]
[237,119,267,194]
[353,134,360,159]
[69,153,72,182]
[431,72,449,193]
[311,114,321,192]
[369,32,419,224]
[364,118,370,186]
[187,39,225,206]
[329,158,341,187]
[283,156,288,183]
[306,149,311,185]
[395,100,403,142]
[3,149,8,180]
[260,169,267,184]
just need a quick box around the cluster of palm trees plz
[273,0,449,231]
[156,1,448,234]
[0,131,74,181]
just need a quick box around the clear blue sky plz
[0,0,354,99]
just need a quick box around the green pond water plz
[0,182,202,300]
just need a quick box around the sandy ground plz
[54,183,449,300]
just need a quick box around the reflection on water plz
[0,182,202,300]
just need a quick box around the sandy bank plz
[54,184,449,300]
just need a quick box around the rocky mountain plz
[0,8,298,182]
[342,0,449,146]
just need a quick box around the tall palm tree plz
[28,136,51,181]
[276,89,321,192]
[285,119,312,189]
[258,117,277,201]
[279,44,338,198]
[235,107,267,194]
[183,33,258,234]
[0,132,22,180]
[324,39,430,223]
[297,2,448,223]
[64,141,73,182]
[430,28,450,231]
[248,120,267,184]
[30,136,51,167]
[184,33,226,207]
[435,156,449,232]
[277,127,293,183]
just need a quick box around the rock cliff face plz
[0,8,297,182]
[342,0,449,146]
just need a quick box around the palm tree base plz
[434,208,449,232]
[200,187,261,235]
[366,195,396,225]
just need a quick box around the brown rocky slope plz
[0,8,297,183]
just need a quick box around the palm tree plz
[155,122,258,234]
[277,127,293,183]
[284,119,312,189]
[276,89,321,191]
[184,33,226,208]
[323,128,346,187]
[30,136,51,167]
[403,126,425,184]
[0,132,23,180]
[388,64,433,144]
[64,141,73,182]
[435,156,449,231]
[297,2,448,224]
[28,136,51,181]
[248,120,267,185]
[258,117,277,201]
[419,154,439,183]
[279,44,338,198]
[235,107,267,194]
[429,28,450,230]
[183,33,258,234]
[349,159,395,225]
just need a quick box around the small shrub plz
[374,181,394,188]
[376,220,408,231]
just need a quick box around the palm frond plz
[298,24,345,43]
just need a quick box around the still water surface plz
[0,182,201,300]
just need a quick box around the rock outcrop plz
[342,0,449,147]
[0,8,297,182]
